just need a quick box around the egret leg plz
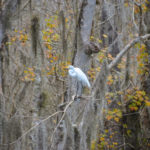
[76,81,79,98]
[74,81,79,101]
[75,82,83,101]
[80,82,83,95]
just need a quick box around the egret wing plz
[75,68,91,88]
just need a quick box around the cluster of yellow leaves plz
[105,91,123,106]
[134,5,140,14]
[125,1,149,13]
[99,133,108,149]
[46,61,71,77]
[134,0,150,13]
[9,29,28,46]
[57,61,71,77]
[22,67,36,81]
[106,108,122,122]
[19,33,28,44]
[42,16,61,66]
[98,130,118,149]
[107,75,114,85]
[136,44,149,75]
[88,67,100,80]
[42,15,62,69]
[45,50,58,63]
[98,48,107,63]
[42,15,72,79]
[124,88,150,111]
[105,92,114,104]
[46,66,55,76]
[141,3,148,12]
[42,15,60,45]
[90,36,104,45]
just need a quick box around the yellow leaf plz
[24,76,28,80]
[117,102,121,105]
[90,36,94,40]
[114,117,119,122]
[113,142,118,145]
[49,29,53,34]
[145,101,150,107]
[134,5,140,13]
[105,129,108,133]
[103,34,108,38]
[28,67,33,71]
[107,100,112,104]
[65,18,68,22]
[91,140,96,150]
[124,2,128,7]
[100,137,105,141]
[106,115,112,120]
[123,124,127,128]
[47,45,52,50]
[53,56,58,61]
[14,29,18,32]
[127,130,131,136]
[118,91,123,95]
[139,63,144,67]
[142,4,148,12]
[98,39,102,43]
[6,42,12,45]
[53,34,59,41]
[53,120,57,124]
[24,70,28,74]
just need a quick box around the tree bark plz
[0,1,20,149]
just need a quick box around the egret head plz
[68,65,74,70]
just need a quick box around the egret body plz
[68,65,91,88]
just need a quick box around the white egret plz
[68,65,91,88]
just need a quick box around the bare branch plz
[1,111,63,146]
[108,34,150,70]
[132,0,139,31]
[50,100,74,145]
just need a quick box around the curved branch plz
[108,34,150,70]
[50,100,74,145]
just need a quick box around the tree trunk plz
[52,0,97,149]
[0,1,20,149]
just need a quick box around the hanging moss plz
[31,15,39,57]
[38,92,48,109]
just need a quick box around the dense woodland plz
[0,0,150,150]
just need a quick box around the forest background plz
[0,0,150,150]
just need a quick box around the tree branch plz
[0,111,63,146]
[108,34,150,70]
[50,100,74,146]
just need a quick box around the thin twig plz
[132,0,139,31]
[1,111,63,146]
[50,100,74,146]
